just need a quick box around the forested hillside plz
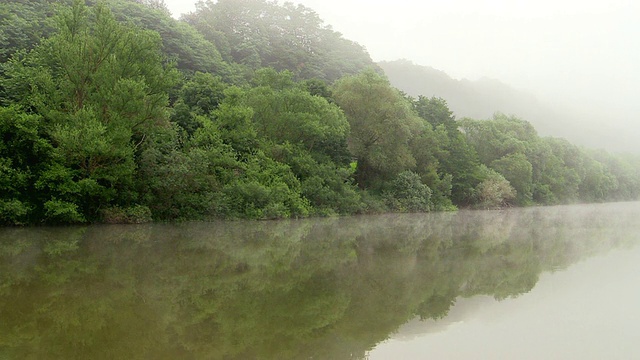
[378,59,629,152]
[1,0,639,225]
[379,60,545,120]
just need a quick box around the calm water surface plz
[1,202,640,359]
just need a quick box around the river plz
[1,202,639,359]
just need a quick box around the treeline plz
[1,0,639,225]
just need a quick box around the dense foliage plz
[1,0,639,225]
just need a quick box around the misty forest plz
[2,0,640,225]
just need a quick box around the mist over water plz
[2,202,640,358]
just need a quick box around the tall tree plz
[245,69,350,161]
[411,95,482,206]
[184,0,374,81]
[106,0,232,76]
[489,153,533,204]
[333,70,420,189]
[4,0,177,222]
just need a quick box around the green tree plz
[474,165,516,209]
[459,114,535,165]
[0,107,56,224]
[0,0,56,64]
[489,152,533,204]
[578,157,618,202]
[333,70,420,189]
[106,0,232,76]
[210,86,259,159]
[385,170,432,212]
[410,95,482,207]
[267,142,361,216]
[244,69,350,162]
[183,0,374,81]
[227,69,359,215]
[137,117,240,220]
[3,0,177,222]
[171,71,228,135]
[588,149,640,201]
[413,96,458,133]
[220,151,312,219]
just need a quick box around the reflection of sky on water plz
[3,202,640,359]
[370,244,640,359]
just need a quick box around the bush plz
[43,199,85,224]
[386,171,432,212]
[358,191,388,214]
[0,199,31,225]
[101,205,152,224]
[474,166,516,209]
[221,179,310,220]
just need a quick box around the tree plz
[0,0,56,64]
[3,0,177,221]
[0,107,56,224]
[385,170,432,212]
[106,0,233,76]
[410,95,482,206]
[459,114,535,165]
[137,117,238,220]
[489,153,533,205]
[333,70,420,189]
[439,132,483,205]
[244,69,350,162]
[232,69,359,215]
[183,0,374,81]
[171,71,228,135]
[578,158,618,202]
[413,96,457,133]
[474,165,516,209]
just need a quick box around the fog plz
[165,0,640,153]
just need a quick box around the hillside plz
[0,0,639,225]
[378,59,611,151]
[378,60,540,118]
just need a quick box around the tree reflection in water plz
[1,202,639,359]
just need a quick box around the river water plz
[1,202,639,359]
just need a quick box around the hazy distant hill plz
[378,59,633,153]
[379,60,560,131]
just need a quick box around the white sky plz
[165,0,640,151]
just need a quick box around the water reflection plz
[1,202,640,359]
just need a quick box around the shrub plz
[101,205,152,224]
[474,167,516,209]
[386,171,432,212]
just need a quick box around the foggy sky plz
[165,0,640,153]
